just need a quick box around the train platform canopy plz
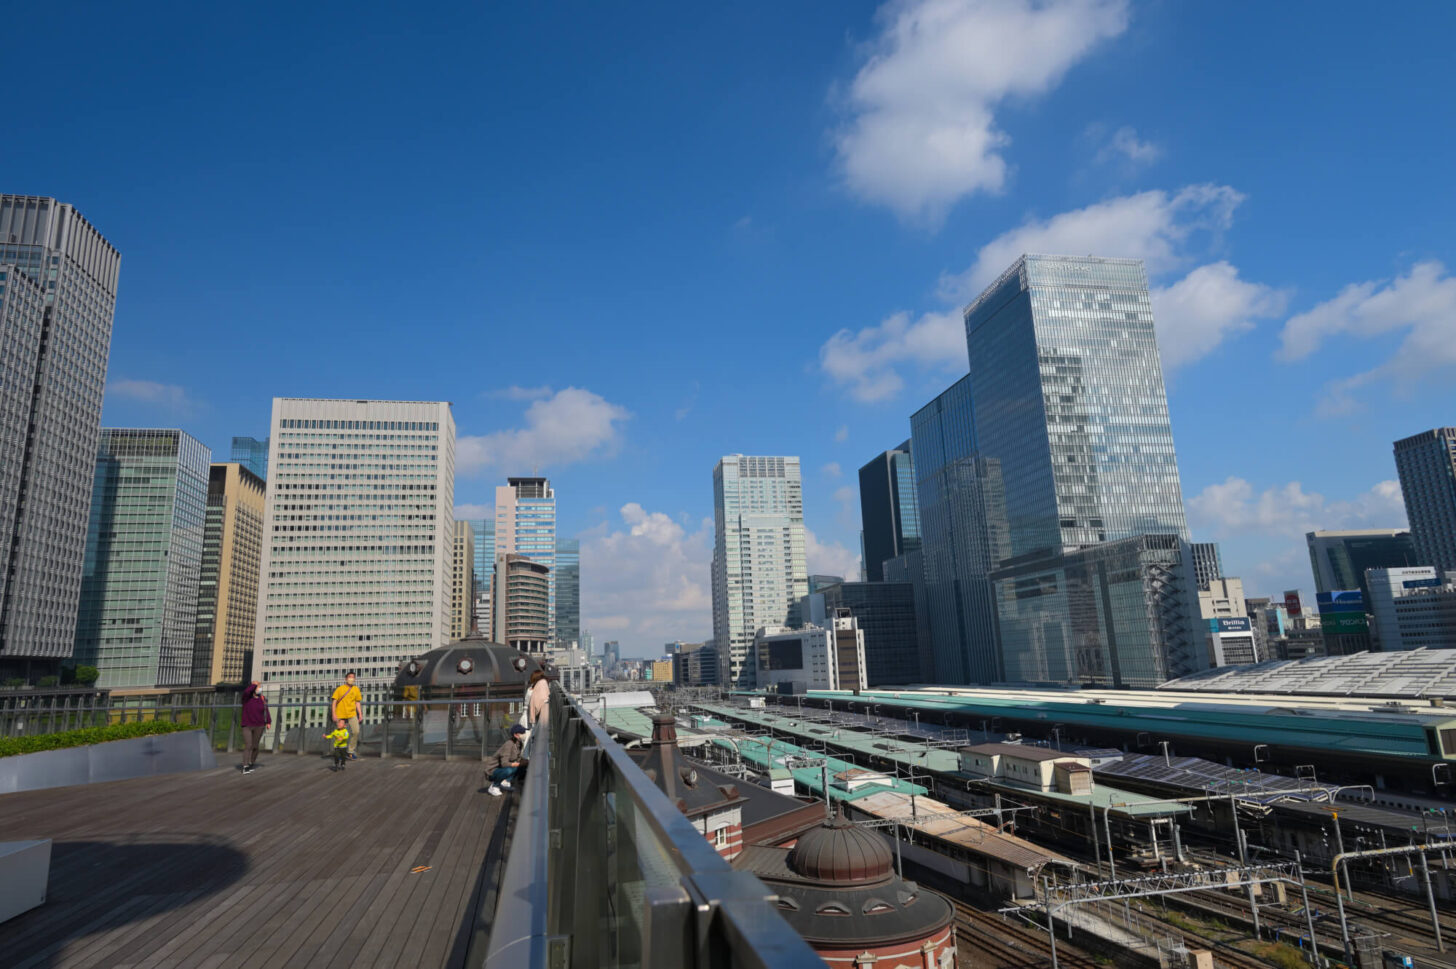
[1161,649,1456,701]
[1093,753,1340,806]
[846,789,1075,873]
[599,706,716,748]
[695,701,1189,820]
[805,687,1456,762]
[709,735,931,802]
[1273,799,1456,839]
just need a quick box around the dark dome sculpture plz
[391,628,553,700]
[786,809,895,886]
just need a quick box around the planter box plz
[0,729,217,796]
[0,839,50,923]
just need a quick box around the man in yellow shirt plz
[330,672,363,760]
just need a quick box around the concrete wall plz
[0,729,216,795]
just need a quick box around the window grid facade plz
[555,537,580,649]
[75,430,211,688]
[449,520,475,641]
[858,441,921,584]
[191,462,265,686]
[711,455,809,688]
[494,478,557,644]
[0,197,120,673]
[1394,428,1456,574]
[254,399,455,711]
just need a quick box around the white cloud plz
[835,425,850,443]
[1093,124,1161,165]
[457,387,630,476]
[822,462,843,478]
[1277,261,1456,415]
[106,378,200,413]
[453,504,493,520]
[945,184,1245,298]
[819,309,966,402]
[489,385,553,401]
[579,503,714,647]
[835,0,1130,223]
[1187,477,1407,538]
[806,528,862,580]
[1150,262,1287,371]
[822,184,1279,399]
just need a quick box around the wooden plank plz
[0,756,508,969]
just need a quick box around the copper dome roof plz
[786,810,894,886]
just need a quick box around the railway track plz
[953,901,1101,969]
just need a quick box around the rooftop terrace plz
[0,755,506,969]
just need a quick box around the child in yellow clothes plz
[324,718,350,771]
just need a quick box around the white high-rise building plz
[494,477,556,642]
[711,455,808,688]
[253,399,454,718]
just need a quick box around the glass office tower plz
[913,255,1194,685]
[495,478,556,642]
[469,519,495,635]
[910,377,1008,684]
[230,436,269,479]
[858,441,921,583]
[554,537,580,649]
[1394,428,1456,574]
[965,254,1189,557]
[75,430,211,688]
[0,197,121,679]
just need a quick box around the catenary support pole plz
[1043,876,1059,969]
[1295,851,1319,966]
[1421,849,1445,952]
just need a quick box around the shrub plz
[74,665,100,686]
[3,678,25,688]
[1255,942,1310,969]
[0,720,193,758]
[38,675,59,688]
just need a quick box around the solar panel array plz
[1159,648,1456,699]
[1094,752,1340,805]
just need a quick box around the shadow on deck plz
[0,753,509,969]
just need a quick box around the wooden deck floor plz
[0,753,510,969]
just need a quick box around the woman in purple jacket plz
[241,681,271,775]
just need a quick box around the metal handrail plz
[484,684,822,969]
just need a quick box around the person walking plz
[330,671,363,760]
[486,724,526,796]
[324,719,350,772]
[240,681,271,775]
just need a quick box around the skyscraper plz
[914,254,1192,684]
[965,255,1189,556]
[230,436,269,479]
[910,376,1007,683]
[1190,542,1223,591]
[858,441,920,583]
[191,462,265,687]
[449,520,475,641]
[555,537,580,649]
[495,477,556,640]
[492,553,550,652]
[469,518,495,635]
[711,455,809,688]
[75,430,210,688]
[1394,428,1456,573]
[0,196,120,680]
[1306,529,1418,603]
[253,399,454,716]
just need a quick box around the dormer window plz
[815,902,851,916]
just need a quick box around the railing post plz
[446,685,456,760]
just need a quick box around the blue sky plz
[7,2,1454,657]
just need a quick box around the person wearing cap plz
[330,671,364,760]
[486,724,527,796]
